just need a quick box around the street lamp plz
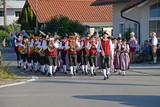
[35,0,38,34]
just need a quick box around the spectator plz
[128,32,137,63]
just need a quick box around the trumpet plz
[38,48,45,56]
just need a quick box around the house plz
[0,0,25,26]
[92,0,160,44]
[18,0,113,35]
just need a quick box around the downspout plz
[121,11,141,44]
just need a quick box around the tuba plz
[47,40,55,52]
[69,36,77,52]
[19,43,28,54]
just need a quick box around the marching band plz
[14,32,130,80]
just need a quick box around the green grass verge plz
[0,65,16,80]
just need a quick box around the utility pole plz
[35,0,38,34]
[3,0,7,26]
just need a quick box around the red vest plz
[101,39,110,55]
[45,42,57,56]
[68,40,77,54]
[61,41,67,54]
[83,39,90,55]
[90,41,98,55]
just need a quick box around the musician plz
[20,36,29,70]
[14,33,23,68]
[45,34,59,77]
[59,35,68,74]
[30,34,40,72]
[88,35,99,77]
[65,34,80,76]
[81,33,91,75]
[98,32,112,80]
[38,35,47,75]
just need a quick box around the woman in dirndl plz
[119,39,130,76]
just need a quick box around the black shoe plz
[42,72,45,75]
[23,68,26,71]
[65,72,68,74]
[91,74,93,77]
[17,66,20,69]
[82,71,84,74]
[53,72,56,76]
[107,75,109,79]
[73,72,76,76]
[29,69,32,72]
[70,74,73,77]
[48,73,51,77]
[85,72,88,75]
[94,72,96,76]
[104,77,107,80]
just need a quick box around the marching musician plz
[88,35,99,77]
[65,33,80,76]
[30,34,40,72]
[45,34,60,77]
[59,35,68,74]
[98,32,112,80]
[14,33,23,68]
[20,36,29,70]
[38,35,47,75]
[81,33,91,75]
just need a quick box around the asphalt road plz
[0,72,160,107]
[0,48,160,107]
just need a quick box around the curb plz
[0,76,39,88]
[130,70,160,76]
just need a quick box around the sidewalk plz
[130,63,160,76]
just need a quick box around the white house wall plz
[113,0,156,44]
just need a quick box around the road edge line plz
[0,76,39,88]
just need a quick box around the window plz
[149,21,160,38]
[119,23,125,38]
[150,2,160,18]
[15,11,21,17]
[0,11,4,17]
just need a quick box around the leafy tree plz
[124,27,132,41]
[44,15,86,36]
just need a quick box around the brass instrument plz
[84,39,89,53]
[47,40,55,52]
[69,36,77,52]
[38,48,45,56]
[19,43,28,54]
[91,41,96,48]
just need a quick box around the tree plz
[44,15,86,36]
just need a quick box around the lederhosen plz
[89,41,98,67]
[45,43,58,66]
[32,41,40,64]
[21,42,29,63]
[68,40,77,66]
[61,41,67,65]
[101,39,111,69]
[39,40,46,65]
[82,39,90,65]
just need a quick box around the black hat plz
[23,36,28,39]
[117,37,122,40]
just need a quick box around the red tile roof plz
[25,0,112,23]
[92,0,147,12]
[122,0,147,12]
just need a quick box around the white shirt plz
[152,36,158,46]
[38,40,47,49]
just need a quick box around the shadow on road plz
[73,95,160,107]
